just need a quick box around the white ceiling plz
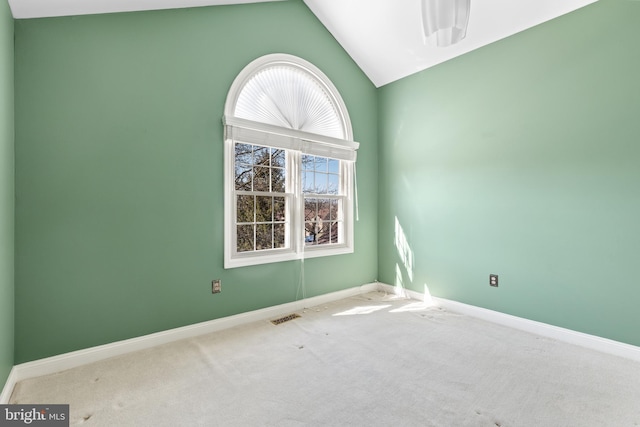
[303,0,599,87]
[8,0,598,87]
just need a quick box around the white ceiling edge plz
[8,0,285,19]
[303,0,599,88]
[7,0,600,89]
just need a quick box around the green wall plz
[14,0,378,363]
[0,0,14,388]
[378,0,640,346]
[11,0,640,366]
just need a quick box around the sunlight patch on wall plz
[395,263,404,290]
[423,283,434,306]
[394,216,415,297]
[395,217,414,282]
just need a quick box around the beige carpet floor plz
[10,291,640,426]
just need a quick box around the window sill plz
[224,245,353,269]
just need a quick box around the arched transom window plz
[223,54,359,268]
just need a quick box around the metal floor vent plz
[271,313,301,325]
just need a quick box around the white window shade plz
[224,116,359,162]
[224,54,359,161]
[234,64,345,139]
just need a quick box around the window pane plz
[312,221,341,245]
[274,224,286,249]
[304,198,318,222]
[314,156,328,172]
[235,143,253,165]
[328,159,339,174]
[237,225,254,252]
[274,197,285,222]
[300,156,337,195]
[232,143,289,254]
[272,167,285,193]
[236,195,254,223]
[253,166,270,191]
[315,173,328,194]
[255,196,273,222]
[306,196,332,245]
[316,221,329,244]
[271,148,285,167]
[305,221,317,244]
[302,155,314,171]
[303,171,315,193]
[318,199,330,221]
[329,223,338,243]
[256,224,273,250]
[305,197,317,244]
[328,174,339,195]
[254,146,270,166]
[330,199,339,221]
[235,164,252,191]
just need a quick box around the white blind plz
[234,65,345,139]
[224,116,359,162]
[225,61,358,162]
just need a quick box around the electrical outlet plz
[489,274,499,287]
[212,279,221,294]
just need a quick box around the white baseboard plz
[0,367,17,404]
[378,283,640,363]
[4,283,379,395]
[9,281,637,402]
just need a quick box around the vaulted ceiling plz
[7,0,598,87]
[304,0,598,87]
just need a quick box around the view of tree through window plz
[235,143,287,252]
[302,155,342,246]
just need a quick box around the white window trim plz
[222,54,359,269]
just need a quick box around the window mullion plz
[290,150,303,257]
[251,194,256,252]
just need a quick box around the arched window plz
[223,54,359,268]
